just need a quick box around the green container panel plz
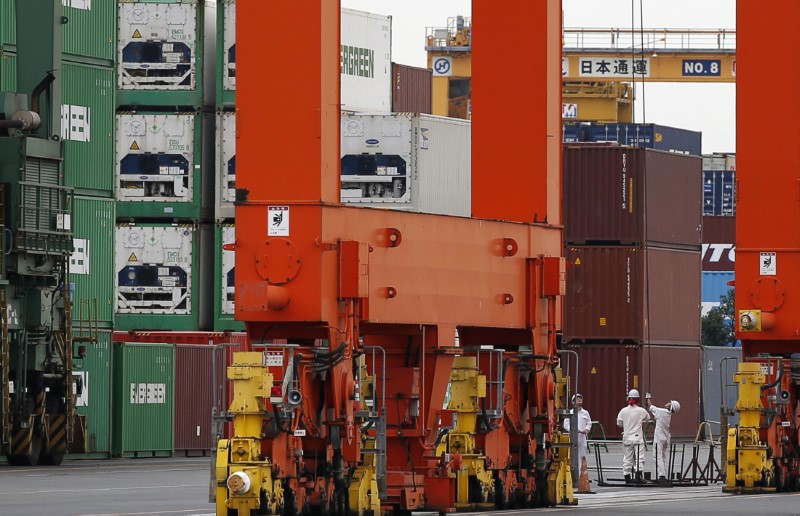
[73,330,112,457]
[63,62,115,194]
[216,0,235,107]
[0,51,13,92]
[72,196,115,326]
[214,223,243,331]
[112,342,175,457]
[1,0,115,63]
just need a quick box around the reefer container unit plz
[115,112,203,219]
[73,330,113,458]
[340,113,471,215]
[703,170,736,216]
[563,245,701,344]
[1,0,116,64]
[563,145,702,247]
[214,110,235,220]
[701,345,741,436]
[112,342,175,457]
[72,196,115,327]
[341,8,392,113]
[702,215,735,271]
[115,223,204,330]
[563,343,701,439]
[216,0,235,106]
[702,271,735,315]
[391,63,432,114]
[214,223,243,331]
[117,1,203,107]
[589,123,702,156]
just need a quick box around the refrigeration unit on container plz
[563,343,701,439]
[115,112,202,219]
[73,331,113,458]
[563,145,702,247]
[702,271,735,315]
[702,152,736,172]
[340,113,471,216]
[117,1,203,107]
[563,245,701,345]
[590,123,702,156]
[216,0,235,106]
[214,110,235,220]
[115,223,202,330]
[112,342,175,458]
[214,223,243,331]
[72,196,115,328]
[341,8,392,113]
[391,62,432,114]
[702,215,735,272]
[703,170,736,216]
[2,0,116,63]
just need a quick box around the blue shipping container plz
[702,271,734,315]
[590,123,702,156]
[562,123,592,143]
[703,170,736,216]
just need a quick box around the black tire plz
[39,450,65,466]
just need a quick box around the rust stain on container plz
[564,145,702,247]
[564,246,700,344]
[391,63,432,114]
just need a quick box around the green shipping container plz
[73,330,112,458]
[112,342,175,457]
[0,51,13,92]
[72,196,115,327]
[214,222,244,331]
[216,0,235,107]
[0,0,115,64]
[63,61,115,195]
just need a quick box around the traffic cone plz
[578,456,593,493]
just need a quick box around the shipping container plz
[214,110,235,220]
[175,345,212,455]
[562,122,594,143]
[702,272,735,315]
[115,112,203,219]
[216,0,235,107]
[73,330,113,458]
[701,345,741,438]
[341,8,392,113]
[589,123,702,156]
[72,196,115,327]
[214,223,243,331]
[341,113,471,215]
[0,50,13,92]
[391,63,432,114]
[117,1,203,107]
[563,343,701,439]
[112,342,175,457]
[702,215,735,271]
[1,0,115,64]
[703,170,736,216]
[702,152,736,172]
[62,61,115,195]
[115,223,206,330]
[564,245,701,344]
[563,145,702,247]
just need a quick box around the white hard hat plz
[645,392,652,400]
[670,400,681,413]
[572,393,583,403]
[628,389,640,399]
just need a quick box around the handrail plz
[564,27,736,51]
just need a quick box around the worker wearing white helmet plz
[616,389,651,482]
[646,396,681,482]
[563,393,592,476]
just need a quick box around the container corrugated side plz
[72,196,115,327]
[112,342,175,457]
[340,8,392,113]
[589,123,702,156]
[214,223,244,331]
[391,63,432,114]
[703,170,736,216]
[62,61,115,195]
[563,145,702,247]
[73,330,112,457]
[175,345,212,454]
[702,215,735,271]
[0,0,12,49]
[640,345,701,438]
[214,111,235,220]
[701,345,741,436]
[216,0,235,106]
[564,246,701,344]
[0,51,14,92]
[414,114,471,216]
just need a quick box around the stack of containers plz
[1,0,118,458]
[701,153,736,315]
[562,144,703,438]
[115,0,213,332]
[562,121,703,156]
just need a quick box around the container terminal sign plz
[578,57,650,78]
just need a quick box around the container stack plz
[562,121,702,156]
[701,153,736,315]
[562,144,703,438]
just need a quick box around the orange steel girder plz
[237,0,563,512]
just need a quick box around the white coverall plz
[564,408,592,471]
[616,404,651,476]
[649,405,673,478]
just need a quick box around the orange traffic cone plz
[578,456,593,494]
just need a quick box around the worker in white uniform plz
[646,395,681,482]
[616,389,651,482]
[563,393,592,475]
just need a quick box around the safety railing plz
[564,27,736,51]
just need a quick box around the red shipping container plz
[563,145,702,247]
[392,63,432,114]
[702,215,735,271]
[175,345,214,455]
[564,246,701,344]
